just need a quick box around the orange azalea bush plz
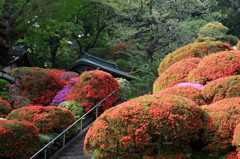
[67,70,119,112]
[188,50,240,85]
[7,105,75,133]
[8,67,67,105]
[201,97,240,157]
[0,120,40,159]
[158,41,232,74]
[0,97,12,118]
[156,86,206,105]
[232,124,240,148]
[225,151,240,159]
[84,94,203,158]
[153,58,201,93]
[237,41,240,50]
[203,75,240,104]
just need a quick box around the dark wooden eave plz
[67,52,134,80]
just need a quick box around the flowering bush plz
[9,95,31,109]
[201,97,240,157]
[84,94,203,158]
[158,41,232,74]
[177,82,204,90]
[67,70,119,112]
[202,75,240,104]
[225,151,240,159]
[236,41,240,51]
[232,124,240,148]
[7,105,75,133]
[59,101,85,119]
[60,71,79,81]
[188,50,240,85]
[8,67,67,105]
[0,120,40,159]
[0,97,11,118]
[156,86,206,105]
[153,58,201,93]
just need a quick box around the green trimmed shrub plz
[7,105,75,133]
[0,91,10,101]
[158,41,232,74]
[196,22,239,46]
[116,59,129,72]
[59,101,85,119]
[201,97,240,157]
[0,79,9,91]
[0,97,11,118]
[84,94,203,158]
[0,120,40,159]
[115,78,131,100]
[188,50,240,85]
[202,75,240,104]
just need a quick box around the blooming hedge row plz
[84,94,203,158]
[7,105,75,133]
[8,67,67,105]
[158,41,232,74]
[67,70,119,112]
[156,86,206,105]
[153,58,201,93]
[0,97,11,118]
[202,75,240,104]
[201,97,240,157]
[188,50,240,85]
[0,120,40,159]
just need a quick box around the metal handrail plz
[29,89,118,159]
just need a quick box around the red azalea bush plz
[202,75,240,104]
[0,97,12,118]
[232,124,240,148]
[8,67,67,105]
[7,105,75,133]
[201,97,240,157]
[225,151,240,159]
[156,86,206,105]
[84,94,203,158]
[67,70,119,112]
[188,50,240,85]
[153,58,201,93]
[9,95,31,109]
[158,41,232,74]
[0,120,40,159]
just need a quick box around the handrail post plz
[63,133,66,147]
[44,148,47,159]
[96,105,99,119]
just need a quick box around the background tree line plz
[0,0,239,97]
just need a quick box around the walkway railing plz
[30,89,118,159]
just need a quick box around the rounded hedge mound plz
[153,58,201,93]
[67,70,119,112]
[0,120,40,159]
[158,41,232,74]
[0,97,12,118]
[202,75,240,104]
[8,67,67,105]
[59,101,85,119]
[84,94,203,158]
[232,124,240,148]
[201,97,240,157]
[116,78,131,101]
[0,78,9,91]
[188,50,240,85]
[7,105,75,133]
[9,95,31,109]
[156,86,206,105]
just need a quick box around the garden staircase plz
[50,124,93,159]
